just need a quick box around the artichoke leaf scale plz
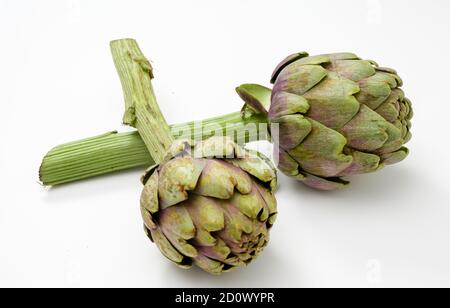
[288,119,353,178]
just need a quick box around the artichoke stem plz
[39,112,269,186]
[40,38,270,186]
[110,38,174,163]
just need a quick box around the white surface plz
[1,0,449,288]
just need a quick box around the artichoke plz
[140,137,278,274]
[239,52,413,190]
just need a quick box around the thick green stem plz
[39,131,151,186]
[39,112,269,186]
[40,39,272,186]
[111,39,173,163]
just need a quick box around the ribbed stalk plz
[111,39,173,163]
[39,112,269,186]
[40,39,271,186]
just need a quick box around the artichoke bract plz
[140,137,278,274]
[267,52,413,190]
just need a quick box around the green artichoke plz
[140,137,278,274]
[240,52,413,190]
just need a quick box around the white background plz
[0,0,449,288]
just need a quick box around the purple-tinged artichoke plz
[238,52,413,190]
[140,137,277,274]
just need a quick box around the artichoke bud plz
[140,136,278,274]
[266,52,413,190]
